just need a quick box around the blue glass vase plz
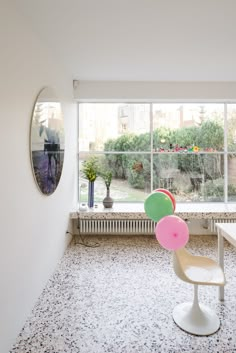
[88,181,95,208]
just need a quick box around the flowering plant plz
[81,156,99,182]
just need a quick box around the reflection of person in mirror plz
[39,122,60,183]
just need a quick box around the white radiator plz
[77,218,236,235]
[210,219,236,233]
[78,219,156,235]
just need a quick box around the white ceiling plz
[14,0,236,81]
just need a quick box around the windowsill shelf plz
[70,202,236,220]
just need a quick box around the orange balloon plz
[155,188,176,211]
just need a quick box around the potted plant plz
[100,170,114,208]
[81,156,99,208]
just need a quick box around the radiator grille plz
[210,219,236,232]
[78,219,156,235]
[77,218,236,235]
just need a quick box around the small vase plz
[103,187,114,208]
[88,181,95,208]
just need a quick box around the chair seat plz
[174,248,225,286]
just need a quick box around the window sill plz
[70,202,236,220]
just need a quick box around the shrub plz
[202,178,236,200]
[103,121,225,190]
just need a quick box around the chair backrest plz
[173,247,192,283]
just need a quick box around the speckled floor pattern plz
[10,234,236,353]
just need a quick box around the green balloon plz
[144,191,174,222]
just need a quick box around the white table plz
[215,223,236,300]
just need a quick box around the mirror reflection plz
[30,87,65,195]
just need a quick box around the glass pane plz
[228,154,236,201]
[153,153,224,202]
[79,153,151,202]
[227,104,236,152]
[153,103,224,152]
[79,103,150,152]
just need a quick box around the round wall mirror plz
[30,87,65,195]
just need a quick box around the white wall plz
[0,2,76,352]
[74,80,236,101]
[18,0,236,82]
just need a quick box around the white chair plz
[173,247,225,336]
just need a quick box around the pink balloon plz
[155,215,189,251]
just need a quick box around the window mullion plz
[224,103,228,203]
[150,103,153,191]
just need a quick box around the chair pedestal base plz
[173,302,220,336]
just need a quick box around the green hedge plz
[103,121,224,189]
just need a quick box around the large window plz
[78,103,236,203]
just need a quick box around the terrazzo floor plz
[10,234,236,353]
